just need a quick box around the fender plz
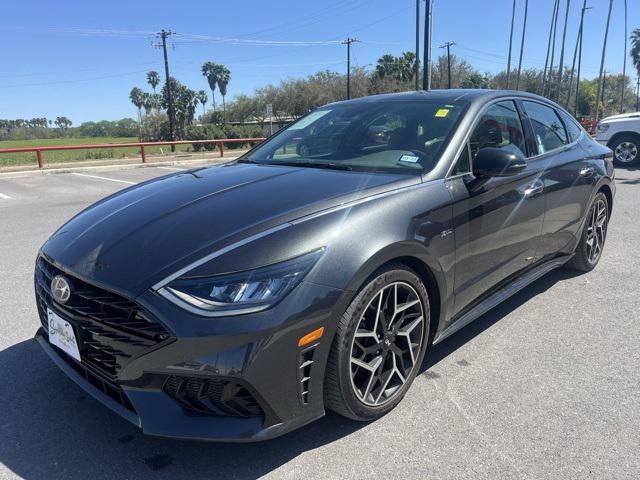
[339,240,452,340]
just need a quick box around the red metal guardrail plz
[0,138,266,169]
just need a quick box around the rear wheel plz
[567,192,609,272]
[609,135,639,166]
[324,265,430,420]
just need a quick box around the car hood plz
[41,162,418,297]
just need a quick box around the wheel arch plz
[606,130,640,148]
[598,182,614,216]
[341,242,449,344]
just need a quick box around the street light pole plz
[567,1,590,110]
[422,0,432,90]
[506,0,516,89]
[415,0,420,90]
[595,0,613,122]
[620,0,628,113]
[569,0,591,117]
[515,0,529,91]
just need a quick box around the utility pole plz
[440,41,455,89]
[567,1,590,110]
[595,0,613,122]
[422,0,432,90]
[515,0,529,91]
[555,0,571,103]
[542,0,559,94]
[574,3,589,115]
[415,0,420,90]
[636,77,639,111]
[620,0,628,113]
[154,29,176,151]
[506,0,516,89]
[342,38,359,99]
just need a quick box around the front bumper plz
[35,256,347,442]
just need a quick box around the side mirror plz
[473,147,526,178]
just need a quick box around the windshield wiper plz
[267,160,353,171]
[237,159,353,171]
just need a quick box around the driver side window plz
[469,101,526,159]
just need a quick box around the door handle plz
[580,167,595,178]
[524,182,544,198]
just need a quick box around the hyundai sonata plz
[35,90,614,441]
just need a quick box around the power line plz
[0,69,151,88]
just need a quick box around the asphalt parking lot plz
[1,163,639,480]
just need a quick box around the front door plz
[446,100,545,318]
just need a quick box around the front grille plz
[35,256,172,381]
[163,375,265,418]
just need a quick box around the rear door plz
[519,101,598,257]
[446,100,546,318]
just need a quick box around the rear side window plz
[559,111,583,142]
[469,101,526,158]
[522,101,568,154]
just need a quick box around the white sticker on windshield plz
[398,154,420,163]
[288,110,332,130]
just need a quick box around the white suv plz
[595,112,640,166]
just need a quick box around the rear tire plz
[609,134,639,167]
[567,192,609,272]
[324,264,430,421]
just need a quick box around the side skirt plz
[432,255,572,345]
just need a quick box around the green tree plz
[54,116,72,131]
[146,71,160,93]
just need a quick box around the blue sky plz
[1,0,637,123]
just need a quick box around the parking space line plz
[156,166,185,171]
[0,192,11,199]
[71,173,136,185]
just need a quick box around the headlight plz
[158,249,323,316]
[597,123,610,132]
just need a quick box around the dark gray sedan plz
[34,89,614,441]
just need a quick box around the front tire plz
[609,134,639,167]
[567,192,609,272]
[324,265,430,421]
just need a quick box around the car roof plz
[329,89,557,108]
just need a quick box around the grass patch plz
[0,137,193,167]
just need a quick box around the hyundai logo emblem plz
[51,275,72,304]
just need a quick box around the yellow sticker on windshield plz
[435,108,450,118]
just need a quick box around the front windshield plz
[243,100,468,174]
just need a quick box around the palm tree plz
[196,90,208,116]
[146,71,160,93]
[216,65,231,117]
[141,92,154,115]
[129,87,144,140]
[201,62,219,112]
[376,54,396,79]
